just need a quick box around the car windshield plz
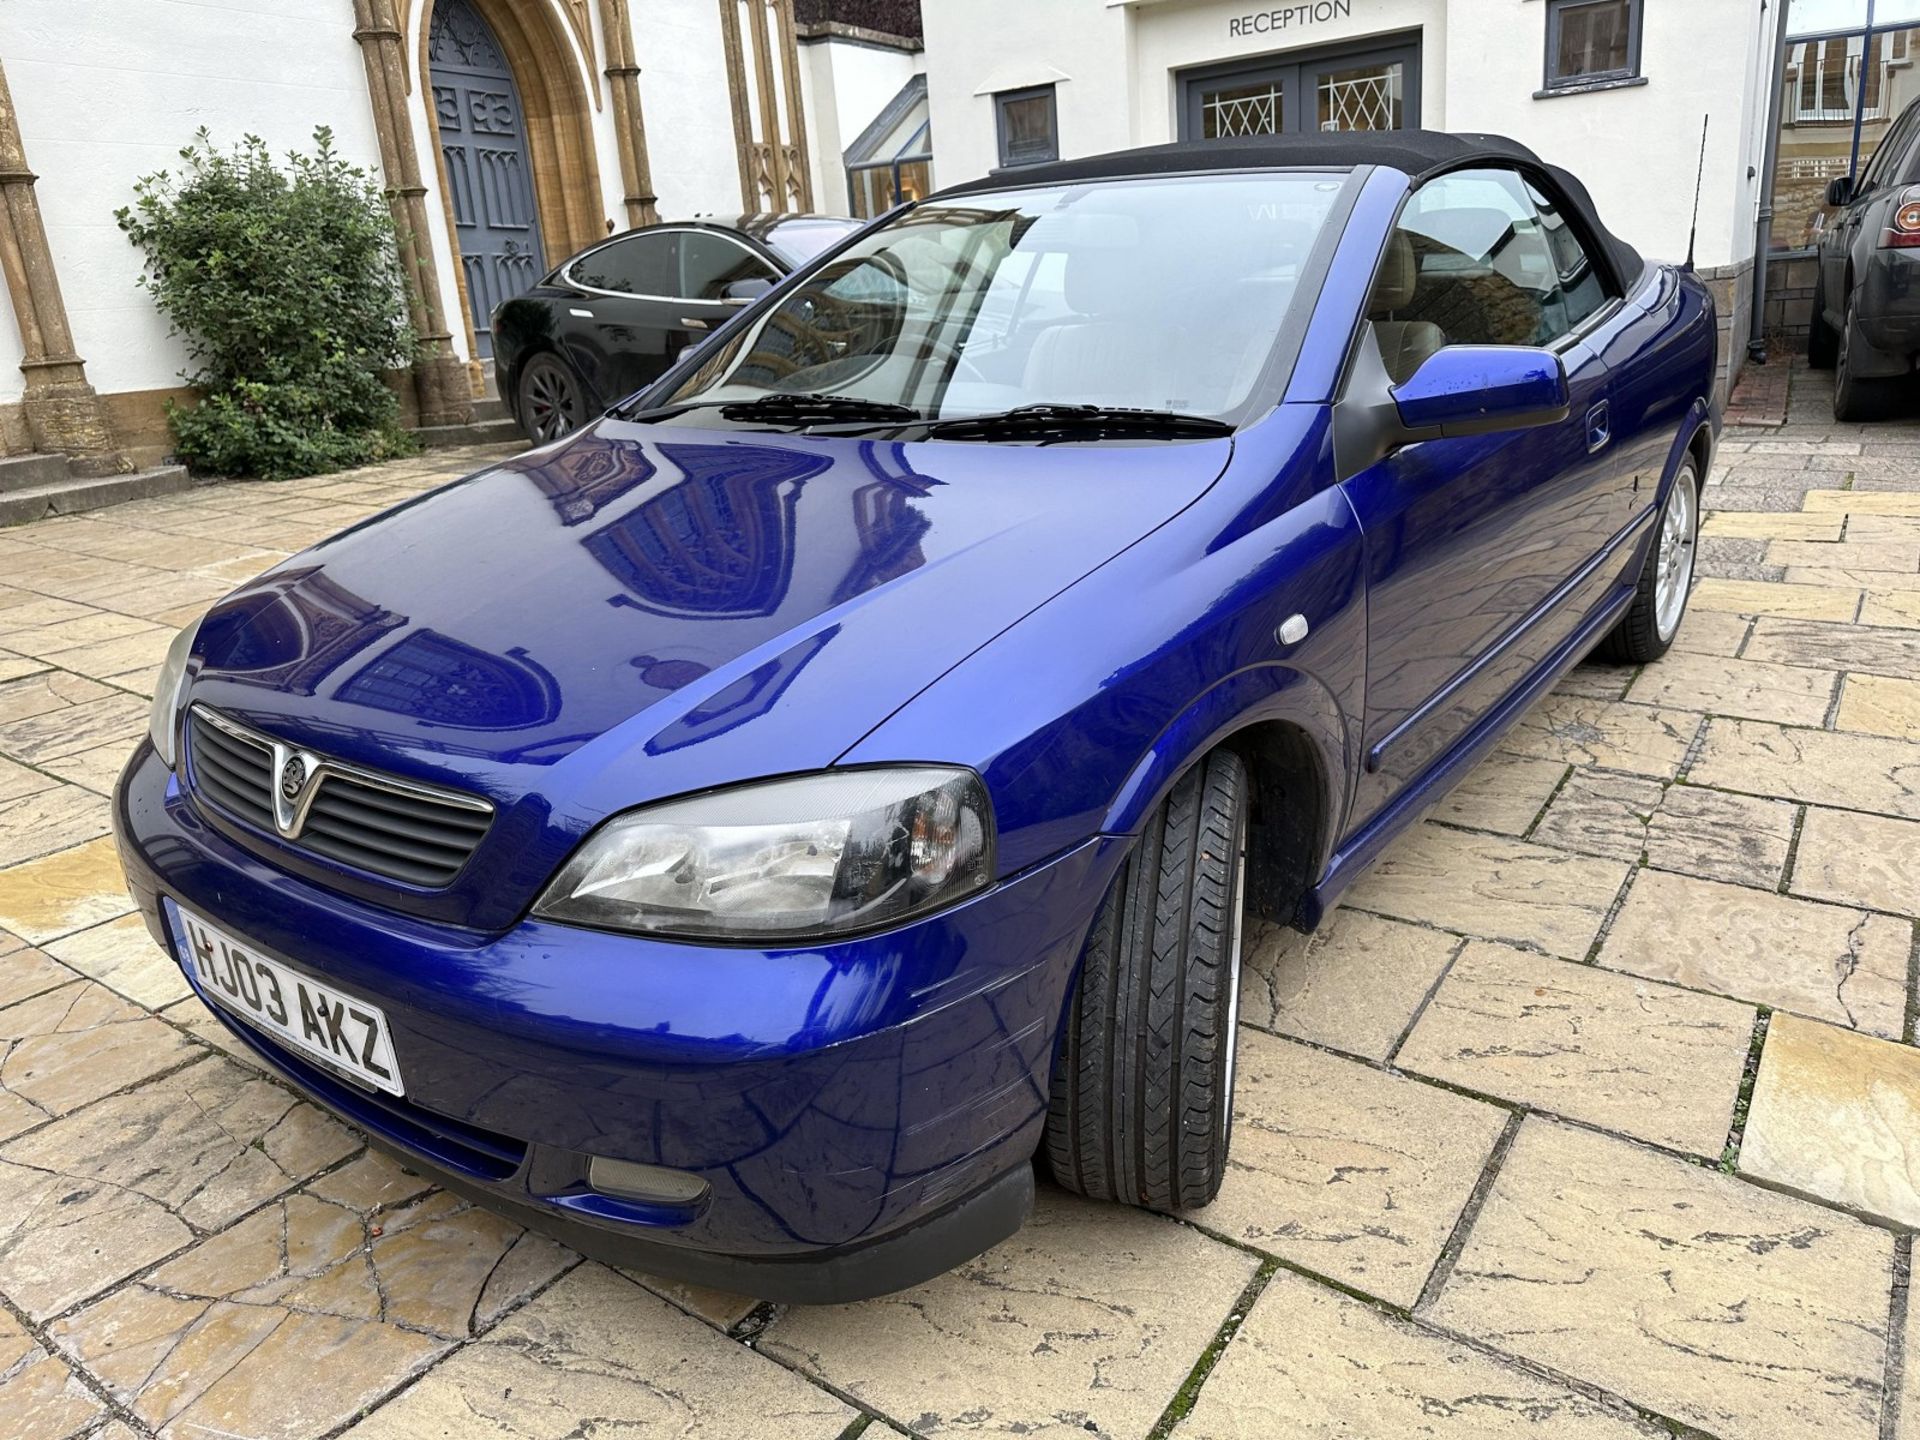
[762,215,865,267]
[663,172,1347,425]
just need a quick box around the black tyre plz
[1044,749,1250,1213]
[1596,457,1699,664]
[518,353,589,442]
[1808,274,1839,370]
[1834,292,1899,422]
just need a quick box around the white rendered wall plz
[1445,0,1761,269]
[0,0,387,398]
[799,36,923,214]
[923,0,1764,270]
[921,1,1134,185]
[636,0,751,218]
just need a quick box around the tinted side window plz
[1366,167,1604,381]
[569,232,678,295]
[679,233,778,302]
[1526,180,1609,331]
[1863,104,1920,194]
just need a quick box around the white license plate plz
[174,906,405,1097]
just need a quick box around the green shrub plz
[117,127,420,479]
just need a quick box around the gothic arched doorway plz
[429,0,544,357]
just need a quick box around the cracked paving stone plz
[1240,909,1457,1061]
[1344,822,1629,959]
[0,979,198,1140]
[1532,772,1797,889]
[49,1173,579,1438]
[0,1303,104,1440]
[1198,1028,1505,1307]
[344,1263,852,1440]
[51,1285,445,1440]
[1742,618,1920,682]
[0,945,75,1010]
[0,1157,192,1320]
[1740,1013,1920,1228]
[1501,696,1702,778]
[1432,752,1569,836]
[1427,1119,1895,1440]
[1395,942,1756,1156]
[1171,1270,1667,1439]
[1691,717,1920,818]
[761,1189,1256,1440]
[1599,869,1909,1037]
[1625,651,1836,727]
[0,1054,357,1232]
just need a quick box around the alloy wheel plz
[524,359,584,442]
[1654,467,1698,642]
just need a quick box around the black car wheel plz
[1834,292,1899,422]
[1596,457,1699,664]
[1807,273,1839,370]
[1043,748,1249,1214]
[519,353,589,442]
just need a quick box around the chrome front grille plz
[187,705,493,888]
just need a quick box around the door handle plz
[681,317,714,331]
[1586,401,1611,454]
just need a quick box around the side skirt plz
[1300,507,1656,929]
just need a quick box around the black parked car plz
[494,214,865,441]
[1810,94,1920,419]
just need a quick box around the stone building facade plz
[0,0,922,474]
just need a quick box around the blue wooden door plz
[429,0,545,358]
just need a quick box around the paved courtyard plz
[4,366,1920,1439]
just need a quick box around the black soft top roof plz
[933,130,1647,292]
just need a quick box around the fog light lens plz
[587,1156,710,1207]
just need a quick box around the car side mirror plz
[1333,336,1571,483]
[721,277,775,307]
[1828,175,1856,208]
[1390,346,1572,439]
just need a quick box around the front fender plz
[840,405,1366,889]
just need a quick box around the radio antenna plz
[1685,113,1709,272]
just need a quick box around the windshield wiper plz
[922,403,1234,442]
[613,394,922,428]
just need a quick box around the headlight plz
[534,767,994,942]
[147,621,200,769]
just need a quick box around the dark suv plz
[1810,94,1920,418]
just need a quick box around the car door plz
[1341,166,1619,833]
[553,228,776,408]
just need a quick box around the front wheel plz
[1596,458,1699,664]
[1043,749,1250,1213]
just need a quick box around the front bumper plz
[114,741,1116,1302]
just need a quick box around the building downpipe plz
[1749,0,1796,364]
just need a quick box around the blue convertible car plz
[114,131,1714,1302]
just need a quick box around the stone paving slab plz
[3,389,1920,1437]
[1197,1027,1505,1305]
[1173,1272,1669,1440]
[762,1191,1257,1439]
[1396,941,1755,1155]
[1428,1119,1896,1440]
[1741,1013,1920,1228]
[1599,869,1909,1038]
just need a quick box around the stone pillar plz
[351,0,472,426]
[0,64,128,477]
[599,0,660,230]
